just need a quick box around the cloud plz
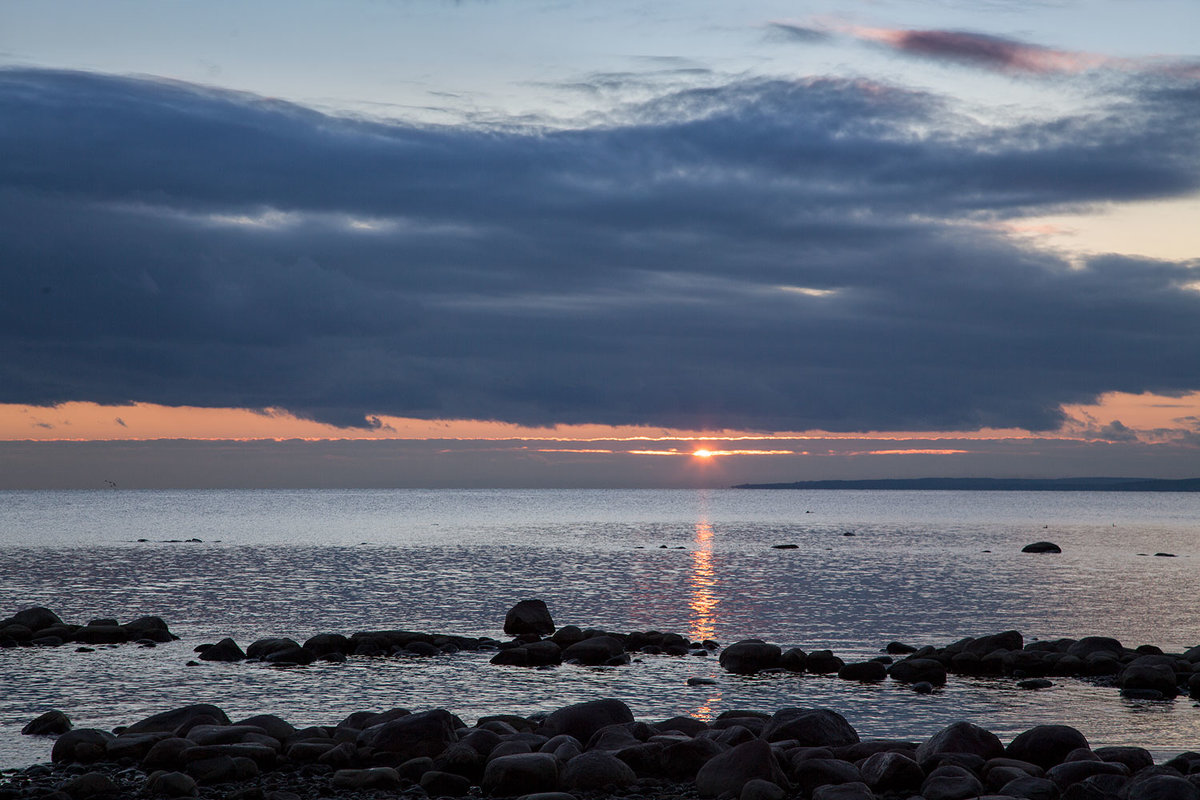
[767,23,832,44]
[1,68,1199,432]
[848,27,1106,74]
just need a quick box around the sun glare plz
[693,449,714,458]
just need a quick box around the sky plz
[1,0,1199,488]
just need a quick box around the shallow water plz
[2,488,1198,766]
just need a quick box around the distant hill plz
[731,477,1200,492]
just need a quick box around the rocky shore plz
[6,698,1200,800]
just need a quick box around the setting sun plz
[692,449,714,459]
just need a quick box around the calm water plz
[2,488,1199,767]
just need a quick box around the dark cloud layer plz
[2,68,1199,431]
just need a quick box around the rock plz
[105,731,172,761]
[234,714,296,742]
[505,599,556,636]
[742,778,787,800]
[1003,776,1061,800]
[661,736,727,780]
[890,658,948,686]
[198,637,246,662]
[302,632,351,657]
[124,704,231,735]
[922,765,985,800]
[1062,773,1128,800]
[1120,658,1180,698]
[144,770,199,797]
[1019,679,1055,690]
[839,661,888,682]
[358,708,459,759]
[807,650,846,674]
[185,754,240,784]
[539,699,634,745]
[781,647,807,671]
[811,781,877,800]
[763,708,859,747]
[719,640,782,674]
[791,757,863,795]
[916,721,1005,764]
[860,751,925,794]
[1094,747,1154,774]
[51,729,115,763]
[1045,760,1129,789]
[695,739,788,798]
[561,635,626,666]
[483,753,560,796]
[9,606,63,631]
[560,750,637,791]
[1023,542,1062,553]
[421,770,473,796]
[1008,726,1092,770]
[330,767,403,790]
[1122,775,1200,800]
[1067,637,1125,660]
[518,794,578,800]
[966,631,1025,655]
[72,624,130,644]
[59,771,120,799]
[22,710,72,736]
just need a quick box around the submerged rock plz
[1022,541,1062,553]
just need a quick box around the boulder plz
[860,751,925,794]
[9,606,63,631]
[234,714,296,742]
[1120,658,1180,698]
[890,658,948,686]
[539,699,634,744]
[302,632,351,657]
[695,738,788,798]
[781,647,808,672]
[561,635,626,666]
[198,638,246,662]
[1122,775,1200,800]
[144,770,199,797]
[811,782,877,800]
[807,650,847,674]
[560,750,637,791]
[791,757,863,795]
[916,721,1004,763]
[22,709,72,736]
[661,736,727,780]
[420,770,473,796]
[51,729,115,763]
[1022,542,1062,553]
[742,777,787,800]
[483,753,559,796]
[1007,726,1092,770]
[1067,637,1125,660]
[839,661,888,682]
[763,708,859,747]
[1045,760,1129,789]
[358,709,459,760]
[1094,747,1154,774]
[105,732,172,761]
[330,767,403,790]
[1001,775,1060,800]
[59,771,120,799]
[922,765,985,800]
[719,640,782,674]
[124,704,231,735]
[504,599,556,636]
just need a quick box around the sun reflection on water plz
[688,518,722,718]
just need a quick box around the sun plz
[692,449,714,459]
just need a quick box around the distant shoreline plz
[731,477,1200,491]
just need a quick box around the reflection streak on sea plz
[689,518,721,718]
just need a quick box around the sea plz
[1,488,1198,768]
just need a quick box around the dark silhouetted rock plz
[51,729,115,763]
[916,721,1004,763]
[719,640,782,674]
[561,635,626,666]
[23,710,72,736]
[1094,747,1154,774]
[505,600,556,636]
[198,637,245,662]
[1008,726,1091,770]
[1067,638,1124,660]
[483,753,559,796]
[922,765,985,800]
[806,650,846,674]
[1023,542,1062,553]
[1046,760,1129,789]
[695,738,788,798]
[330,767,403,790]
[661,736,727,780]
[1120,658,1180,698]
[839,661,888,682]
[781,647,807,672]
[1001,775,1060,800]
[302,632,351,657]
[742,777,787,800]
[764,708,859,747]
[421,769,472,796]
[1122,775,1200,800]
[144,770,199,797]
[811,781,876,800]
[358,708,459,760]
[539,699,634,745]
[561,750,637,791]
[890,658,948,686]
[860,751,924,794]
[791,757,863,796]
[8,606,63,631]
[124,704,231,735]
[59,771,120,799]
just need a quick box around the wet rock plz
[22,710,72,736]
[1094,747,1154,774]
[1067,637,1125,660]
[58,771,120,799]
[890,658,948,686]
[764,708,859,747]
[719,640,782,674]
[51,729,115,763]
[71,624,129,645]
[105,731,172,761]
[421,769,473,796]
[198,637,246,662]
[1122,774,1200,800]
[886,642,919,654]
[781,647,807,672]
[1008,726,1091,770]
[1046,760,1129,789]
[1022,542,1062,553]
[860,751,925,794]
[1019,679,1055,690]
[661,736,727,780]
[560,750,637,791]
[330,766,403,790]
[483,753,559,796]
[358,708,459,760]
[235,714,296,742]
[561,635,626,666]
[916,721,1005,763]
[695,738,788,798]
[839,661,888,682]
[791,757,863,795]
[144,770,199,797]
[302,632,351,658]
[922,765,985,800]
[7,606,64,631]
[1001,775,1061,800]
[1062,773,1128,800]
[505,600,556,636]
[806,650,846,674]
[1120,658,1180,698]
[124,704,231,735]
[539,699,634,745]
[185,754,241,784]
